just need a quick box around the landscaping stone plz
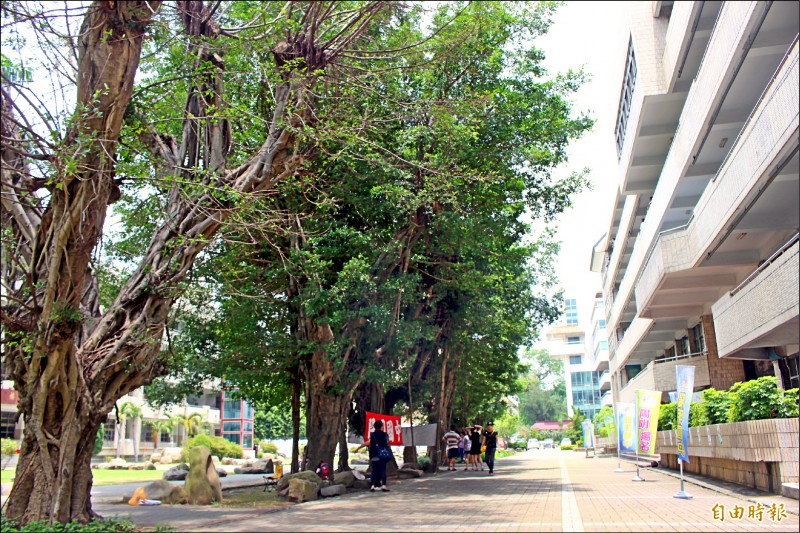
[144,461,157,470]
[320,484,347,497]
[163,467,188,481]
[139,480,187,504]
[288,478,319,502]
[216,467,227,477]
[109,458,127,468]
[396,468,422,479]
[352,479,371,490]
[332,470,356,487]
[127,464,145,470]
[184,445,222,505]
[400,462,423,471]
[276,470,323,492]
[158,447,183,464]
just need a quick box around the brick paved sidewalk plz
[95,449,799,532]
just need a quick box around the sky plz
[532,1,630,334]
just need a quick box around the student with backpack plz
[355,419,392,492]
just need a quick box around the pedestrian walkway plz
[94,449,799,531]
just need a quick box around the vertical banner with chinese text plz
[617,403,636,451]
[635,390,662,455]
[582,419,595,448]
[676,365,695,463]
[365,411,403,445]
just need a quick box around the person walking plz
[457,430,466,464]
[468,425,484,471]
[442,424,461,471]
[355,419,391,492]
[482,421,499,475]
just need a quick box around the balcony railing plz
[729,233,799,297]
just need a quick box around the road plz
[95,448,799,532]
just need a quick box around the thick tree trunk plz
[337,428,350,472]
[2,2,386,525]
[290,366,301,474]
[304,383,353,472]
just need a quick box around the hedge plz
[657,376,798,431]
[180,434,243,462]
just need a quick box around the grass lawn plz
[1,468,165,486]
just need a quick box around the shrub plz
[560,444,574,450]
[181,435,243,462]
[658,403,677,431]
[1,438,18,470]
[689,401,708,427]
[258,441,279,454]
[728,377,783,422]
[778,388,799,418]
[702,388,734,424]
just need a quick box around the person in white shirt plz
[441,424,461,471]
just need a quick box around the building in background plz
[543,295,607,420]
[591,1,799,406]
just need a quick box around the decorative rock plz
[276,470,323,492]
[221,457,237,465]
[332,470,356,487]
[352,479,371,490]
[158,447,184,464]
[352,469,365,481]
[140,480,188,504]
[109,458,128,468]
[128,465,145,470]
[210,456,220,465]
[351,458,369,465]
[320,484,347,497]
[278,487,289,498]
[288,478,319,502]
[400,462,423,471]
[396,468,422,479]
[163,467,188,481]
[216,467,227,477]
[150,453,161,462]
[184,446,223,505]
[144,461,157,470]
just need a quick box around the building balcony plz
[599,371,611,392]
[635,37,799,321]
[618,352,711,404]
[601,390,613,407]
[608,1,788,336]
[712,237,799,359]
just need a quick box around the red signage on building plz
[365,411,403,445]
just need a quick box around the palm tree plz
[149,418,173,451]
[171,413,204,445]
[115,401,142,461]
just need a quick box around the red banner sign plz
[365,411,403,445]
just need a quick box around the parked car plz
[559,438,572,448]
[542,438,554,449]
[527,438,540,450]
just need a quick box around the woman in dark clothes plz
[356,419,391,491]
[468,425,485,471]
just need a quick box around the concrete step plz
[783,483,799,500]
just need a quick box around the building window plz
[0,412,16,439]
[677,336,690,355]
[565,299,578,326]
[224,400,241,419]
[141,423,152,444]
[243,401,254,420]
[598,320,606,329]
[160,430,171,443]
[103,422,116,444]
[569,355,582,365]
[242,434,253,449]
[223,433,241,445]
[692,323,706,353]
[223,421,241,433]
[567,336,582,345]
[615,37,637,158]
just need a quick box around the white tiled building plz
[590,1,799,405]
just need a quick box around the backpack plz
[316,462,331,481]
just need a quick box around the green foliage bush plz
[779,388,799,418]
[258,440,279,454]
[1,438,18,469]
[560,444,574,450]
[658,403,677,431]
[689,401,708,427]
[181,435,243,462]
[728,377,797,422]
[702,388,734,424]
